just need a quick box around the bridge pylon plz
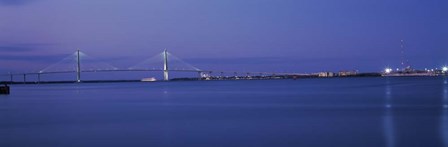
[76,49,81,83]
[163,49,169,81]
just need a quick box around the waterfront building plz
[318,72,335,77]
[338,70,358,77]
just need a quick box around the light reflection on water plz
[442,77,448,147]
[383,78,395,147]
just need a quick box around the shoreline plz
[1,74,446,85]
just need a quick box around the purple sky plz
[1,0,447,74]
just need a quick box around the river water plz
[1,77,447,147]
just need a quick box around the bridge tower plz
[76,49,81,83]
[163,49,169,81]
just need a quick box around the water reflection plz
[441,77,448,147]
[3,78,448,147]
[385,79,392,109]
[383,78,395,147]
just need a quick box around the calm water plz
[1,77,448,147]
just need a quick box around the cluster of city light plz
[384,66,447,74]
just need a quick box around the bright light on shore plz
[443,66,448,72]
[385,68,392,74]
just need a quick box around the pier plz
[0,84,10,95]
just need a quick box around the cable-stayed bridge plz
[1,49,306,83]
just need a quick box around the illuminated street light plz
[443,66,448,72]
[385,68,392,74]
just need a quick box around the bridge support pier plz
[9,74,13,83]
[23,74,26,84]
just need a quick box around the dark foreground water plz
[1,77,448,147]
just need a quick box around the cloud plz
[0,45,34,52]
[0,54,69,63]
[185,57,302,65]
[0,0,35,6]
[0,43,56,53]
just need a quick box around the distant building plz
[200,72,212,80]
[338,70,358,77]
[318,72,335,77]
[434,69,445,75]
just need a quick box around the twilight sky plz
[1,0,447,74]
